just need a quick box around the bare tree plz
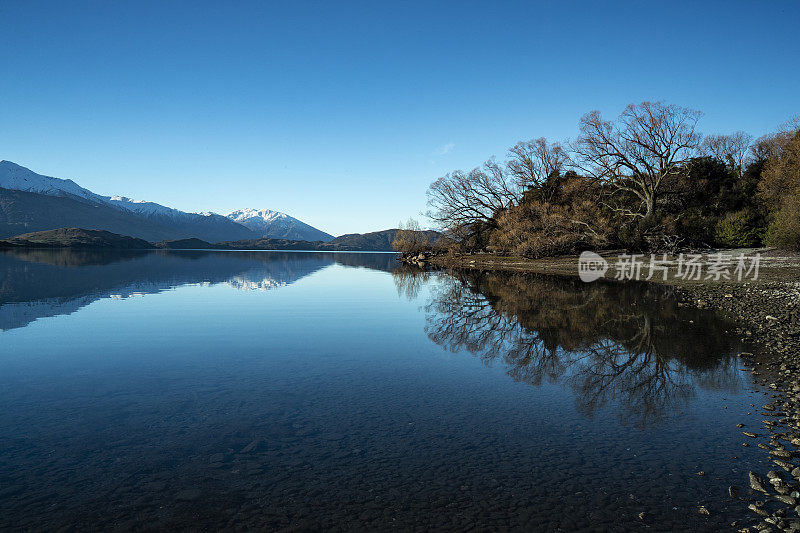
[700,131,753,175]
[506,137,568,191]
[392,218,431,255]
[571,101,702,218]
[751,116,800,163]
[426,158,522,234]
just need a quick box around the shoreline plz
[424,251,800,531]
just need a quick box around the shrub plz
[765,194,800,250]
[489,176,612,258]
[714,209,765,248]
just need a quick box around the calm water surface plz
[0,250,771,531]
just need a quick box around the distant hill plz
[153,238,228,250]
[222,229,440,251]
[221,237,328,250]
[2,228,152,249]
[227,208,334,242]
[320,229,440,251]
[0,227,440,252]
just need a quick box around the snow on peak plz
[0,160,224,220]
[225,207,334,241]
[226,208,289,223]
[106,196,188,217]
[0,160,101,202]
[0,161,329,240]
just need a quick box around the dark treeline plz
[404,102,800,257]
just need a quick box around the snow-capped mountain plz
[107,195,194,218]
[0,161,281,242]
[0,159,108,203]
[104,194,251,242]
[0,160,228,223]
[227,208,334,242]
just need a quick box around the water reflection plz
[396,269,745,427]
[0,249,398,331]
[0,253,765,531]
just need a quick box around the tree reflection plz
[405,270,745,427]
[392,264,432,300]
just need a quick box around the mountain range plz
[0,160,332,243]
[0,227,440,253]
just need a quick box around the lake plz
[0,250,771,531]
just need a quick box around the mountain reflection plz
[396,269,745,427]
[0,249,398,331]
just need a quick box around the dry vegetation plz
[395,102,800,259]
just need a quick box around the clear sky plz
[1,1,798,236]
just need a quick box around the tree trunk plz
[644,193,655,218]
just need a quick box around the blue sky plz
[1,1,798,235]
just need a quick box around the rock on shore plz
[678,281,800,532]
